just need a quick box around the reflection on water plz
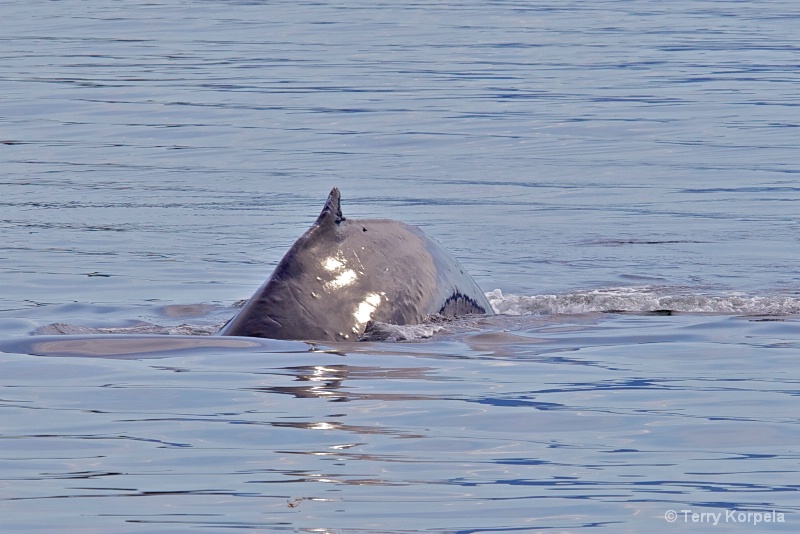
[254,364,444,403]
[2,314,799,532]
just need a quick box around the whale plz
[219,187,493,341]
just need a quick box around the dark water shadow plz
[0,334,311,359]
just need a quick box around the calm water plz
[2,0,800,532]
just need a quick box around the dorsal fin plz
[315,187,345,227]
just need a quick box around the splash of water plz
[486,287,800,316]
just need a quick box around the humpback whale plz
[219,188,493,341]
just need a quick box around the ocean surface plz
[2,0,799,532]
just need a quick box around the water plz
[2,0,799,531]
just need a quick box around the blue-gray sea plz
[2,1,799,532]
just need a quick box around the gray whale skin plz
[219,188,493,341]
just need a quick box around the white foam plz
[359,321,447,342]
[486,287,800,316]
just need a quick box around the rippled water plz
[2,0,800,532]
